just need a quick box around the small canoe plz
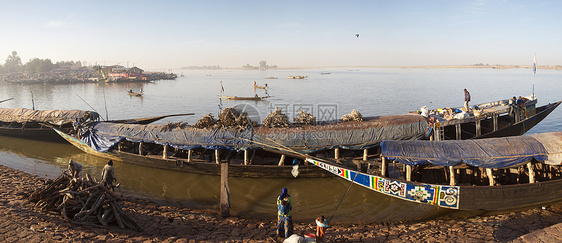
[128,91,143,97]
[220,95,270,101]
[286,76,307,79]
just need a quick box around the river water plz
[1,67,561,223]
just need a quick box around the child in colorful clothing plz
[315,215,330,242]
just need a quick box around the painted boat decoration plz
[308,131,562,211]
[306,158,460,209]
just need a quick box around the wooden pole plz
[475,118,482,137]
[493,114,498,131]
[363,149,368,161]
[187,149,192,162]
[406,165,412,181]
[449,166,456,186]
[455,124,461,140]
[244,149,249,165]
[215,149,220,164]
[334,148,340,161]
[138,142,143,155]
[163,145,168,159]
[527,162,535,183]
[381,157,387,177]
[486,168,495,186]
[278,154,286,166]
[220,160,230,218]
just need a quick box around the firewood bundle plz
[263,107,290,128]
[293,109,316,125]
[194,113,217,128]
[217,107,256,129]
[27,171,141,231]
[341,109,363,122]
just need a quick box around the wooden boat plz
[307,130,562,211]
[127,90,143,97]
[54,127,330,179]
[320,72,331,75]
[426,97,561,141]
[286,76,307,79]
[220,95,270,101]
[52,96,559,179]
[0,108,192,142]
[265,77,277,79]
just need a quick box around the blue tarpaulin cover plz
[380,133,557,169]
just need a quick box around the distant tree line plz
[0,51,82,74]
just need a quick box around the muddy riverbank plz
[1,164,561,242]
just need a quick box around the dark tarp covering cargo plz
[0,108,98,126]
[254,114,429,153]
[380,132,562,169]
[81,114,429,153]
[80,122,254,153]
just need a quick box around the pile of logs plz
[194,113,217,128]
[293,109,316,125]
[27,171,141,231]
[193,108,256,129]
[263,107,290,128]
[342,109,363,122]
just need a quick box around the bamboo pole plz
[278,154,286,166]
[493,114,498,131]
[215,149,220,164]
[363,149,368,161]
[162,145,168,159]
[449,166,456,186]
[455,124,461,140]
[406,165,412,181]
[381,157,387,177]
[187,150,192,162]
[486,168,495,186]
[527,162,535,183]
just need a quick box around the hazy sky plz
[1,0,560,69]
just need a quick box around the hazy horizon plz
[1,1,561,70]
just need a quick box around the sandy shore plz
[1,164,561,242]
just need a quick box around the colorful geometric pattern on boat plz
[307,158,459,209]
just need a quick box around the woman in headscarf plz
[276,187,293,238]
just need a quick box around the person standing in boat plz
[464,89,471,112]
[276,187,293,238]
[101,160,116,190]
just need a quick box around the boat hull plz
[55,129,331,178]
[307,158,562,211]
[476,101,561,139]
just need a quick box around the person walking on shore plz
[276,187,293,238]
[464,89,471,112]
[67,159,82,178]
[101,160,116,190]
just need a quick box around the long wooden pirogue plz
[55,97,560,180]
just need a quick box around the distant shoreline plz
[206,65,562,71]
